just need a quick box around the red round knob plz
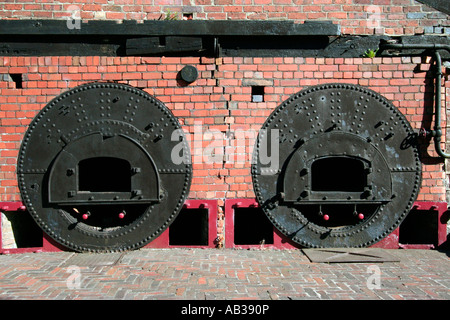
[323,214,329,221]
[358,213,364,220]
[82,213,89,220]
[118,212,125,219]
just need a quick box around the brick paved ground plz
[0,248,448,301]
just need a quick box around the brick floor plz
[0,248,448,301]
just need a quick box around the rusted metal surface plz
[17,82,192,252]
[252,83,422,248]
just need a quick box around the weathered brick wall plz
[0,0,449,35]
[0,55,447,204]
[0,0,449,246]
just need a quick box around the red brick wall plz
[0,0,449,35]
[0,55,447,203]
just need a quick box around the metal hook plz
[319,205,329,221]
[353,204,364,220]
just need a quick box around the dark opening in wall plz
[78,157,131,192]
[400,208,439,246]
[9,73,22,88]
[234,207,273,245]
[311,157,367,192]
[169,208,209,245]
[2,212,43,248]
[251,86,264,102]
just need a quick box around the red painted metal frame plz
[400,201,448,249]
[225,199,449,250]
[0,199,218,253]
[0,202,65,254]
[224,198,301,249]
[373,201,449,249]
[371,229,400,249]
[145,199,218,249]
[0,199,447,253]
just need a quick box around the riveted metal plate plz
[18,82,192,253]
[252,83,422,248]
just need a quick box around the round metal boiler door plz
[252,83,422,248]
[17,82,192,252]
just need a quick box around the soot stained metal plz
[252,83,422,248]
[17,82,192,252]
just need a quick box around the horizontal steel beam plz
[0,20,449,58]
[0,19,341,36]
